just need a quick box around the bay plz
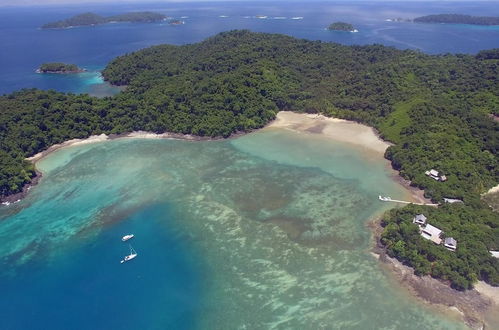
[0,128,465,329]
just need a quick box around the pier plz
[378,196,438,207]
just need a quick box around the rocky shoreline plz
[0,170,42,205]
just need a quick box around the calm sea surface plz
[1,1,499,95]
[1,1,498,329]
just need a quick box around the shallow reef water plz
[0,129,465,329]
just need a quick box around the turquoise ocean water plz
[0,130,466,329]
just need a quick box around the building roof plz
[429,169,439,177]
[414,214,427,222]
[444,237,457,246]
[413,214,427,224]
[443,198,463,204]
[423,224,442,237]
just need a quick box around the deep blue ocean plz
[1,2,499,329]
[1,1,499,95]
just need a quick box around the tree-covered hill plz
[1,30,498,289]
[37,62,84,73]
[327,22,355,31]
[414,14,499,26]
[41,11,166,29]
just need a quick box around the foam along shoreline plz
[26,131,221,165]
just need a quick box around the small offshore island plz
[41,11,166,29]
[327,22,358,32]
[36,62,85,74]
[0,30,498,327]
[414,14,499,26]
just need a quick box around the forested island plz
[41,11,166,29]
[36,62,85,74]
[327,22,356,32]
[414,14,499,25]
[0,30,498,290]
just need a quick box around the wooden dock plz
[378,196,438,207]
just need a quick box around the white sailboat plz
[121,245,138,264]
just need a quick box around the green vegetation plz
[414,14,499,25]
[381,204,498,290]
[106,12,166,23]
[0,30,497,288]
[41,11,166,29]
[37,62,83,73]
[327,22,355,31]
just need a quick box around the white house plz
[420,224,443,245]
[425,169,447,182]
[412,214,427,226]
[444,237,457,251]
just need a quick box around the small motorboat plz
[121,245,138,264]
[122,234,134,242]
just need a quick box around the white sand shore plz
[267,111,391,154]
[25,131,217,165]
[27,134,109,163]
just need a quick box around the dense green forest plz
[327,22,355,31]
[37,63,83,73]
[414,14,499,25]
[41,11,166,29]
[0,30,498,289]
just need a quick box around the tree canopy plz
[41,11,166,29]
[414,14,499,26]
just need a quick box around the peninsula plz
[414,14,499,25]
[41,11,166,29]
[36,62,85,74]
[0,31,498,292]
[327,22,357,32]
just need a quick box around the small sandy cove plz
[267,111,391,154]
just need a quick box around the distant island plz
[414,14,499,25]
[36,63,85,74]
[327,22,357,32]
[41,11,166,29]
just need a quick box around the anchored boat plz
[122,234,134,242]
[121,245,137,264]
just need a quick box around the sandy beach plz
[267,111,391,154]
[26,131,219,165]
